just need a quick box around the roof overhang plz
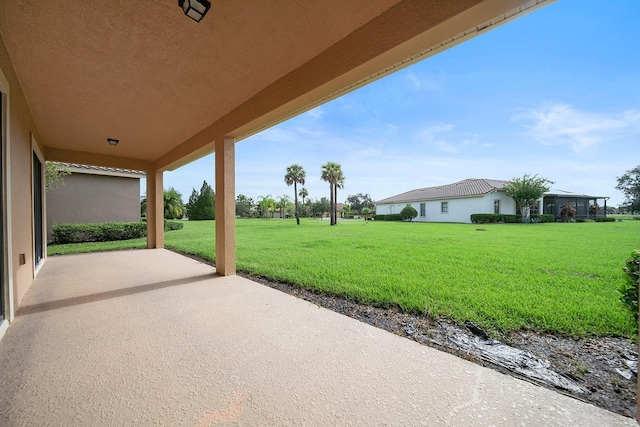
[545,193,610,200]
[0,0,554,171]
[377,194,489,204]
[66,164,145,180]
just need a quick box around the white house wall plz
[376,192,517,224]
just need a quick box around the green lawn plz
[48,219,640,338]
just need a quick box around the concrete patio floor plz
[0,249,635,426]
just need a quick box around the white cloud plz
[516,104,640,152]
[402,69,443,92]
[306,107,324,119]
[386,124,399,134]
[435,141,459,154]
[416,123,478,154]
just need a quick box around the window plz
[441,201,448,213]
[494,200,500,214]
[420,203,425,217]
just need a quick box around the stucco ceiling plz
[0,0,551,170]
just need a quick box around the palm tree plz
[334,167,345,224]
[285,164,306,225]
[298,187,309,209]
[277,194,291,219]
[164,187,185,219]
[257,194,275,219]
[321,162,343,226]
[140,196,147,218]
[320,163,334,225]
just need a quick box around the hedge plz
[165,220,184,231]
[52,220,183,244]
[470,214,554,224]
[373,214,403,221]
[594,217,616,222]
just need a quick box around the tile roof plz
[63,163,145,176]
[376,178,510,204]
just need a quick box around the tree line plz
[141,180,215,220]
[235,162,375,225]
[140,163,377,224]
[235,193,375,221]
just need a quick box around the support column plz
[146,169,164,249]
[215,136,236,275]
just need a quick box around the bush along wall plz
[373,214,403,221]
[52,220,183,244]
[470,214,554,224]
[594,217,616,222]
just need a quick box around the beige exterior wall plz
[0,35,43,312]
[46,173,141,242]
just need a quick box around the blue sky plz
[160,0,639,208]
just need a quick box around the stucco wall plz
[0,34,43,310]
[47,173,141,241]
[376,192,518,224]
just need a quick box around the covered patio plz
[3,0,639,424]
[0,249,633,426]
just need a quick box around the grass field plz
[48,219,640,338]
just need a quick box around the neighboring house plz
[376,178,609,223]
[46,164,145,242]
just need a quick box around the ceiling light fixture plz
[178,0,211,23]
[107,138,119,146]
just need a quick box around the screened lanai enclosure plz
[542,191,609,220]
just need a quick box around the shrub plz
[470,214,553,224]
[52,221,183,244]
[594,217,615,222]
[560,204,576,222]
[532,214,555,223]
[633,216,640,221]
[400,205,418,222]
[373,214,403,221]
[52,222,147,244]
[618,250,640,335]
[164,220,184,231]
[471,214,490,224]
[471,214,505,224]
